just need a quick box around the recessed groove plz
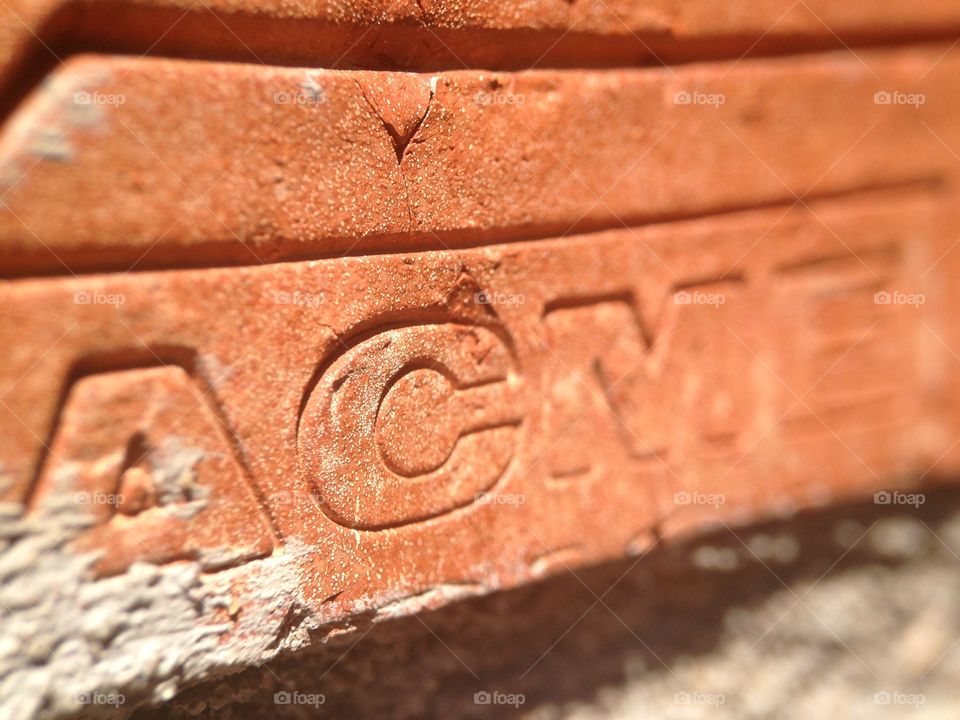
[0,1,958,129]
[0,176,943,281]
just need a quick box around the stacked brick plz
[2,1,960,717]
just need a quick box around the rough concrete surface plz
[136,487,960,719]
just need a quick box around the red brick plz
[0,47,958,275]
[2,189,951,583]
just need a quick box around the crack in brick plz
[354,76,435,223]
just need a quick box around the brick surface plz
[0,48,958,274]
[3,188,955,578]
[3,0,960,80]
[3,1,960,718]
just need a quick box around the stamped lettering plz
[28,366,274,576]
[298,324,523,529]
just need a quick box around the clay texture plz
[2,0,960,717]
